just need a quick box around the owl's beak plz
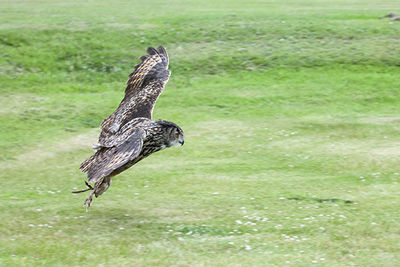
[179,140,184,146]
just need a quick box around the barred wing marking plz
[81,129,146,183]
[126,46,168,95]
[98,46,170,147]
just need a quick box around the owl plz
[73,46,184,211]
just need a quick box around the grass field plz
[1,0,400,265]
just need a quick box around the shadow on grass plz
[286,196,354,204]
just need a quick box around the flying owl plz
[73,46,184,211]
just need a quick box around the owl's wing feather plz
[97,117,149,148]
[125,46,169,96]
[80,129,146,183]
[99,46,170,147]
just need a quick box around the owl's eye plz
[175,133,179,138]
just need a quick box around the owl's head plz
[156,120,184,147]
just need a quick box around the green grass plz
[1,0,400,265]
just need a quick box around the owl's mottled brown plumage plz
[74,46,184,211]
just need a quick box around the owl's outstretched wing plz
[99,46,170,147]
[80,129,146,183]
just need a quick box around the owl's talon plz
[72,181,94,194]
[84,190,95,212]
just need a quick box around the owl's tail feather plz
[80,155,95,173]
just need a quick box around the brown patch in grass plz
[359,116,400,124]
[1,129,98,169]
